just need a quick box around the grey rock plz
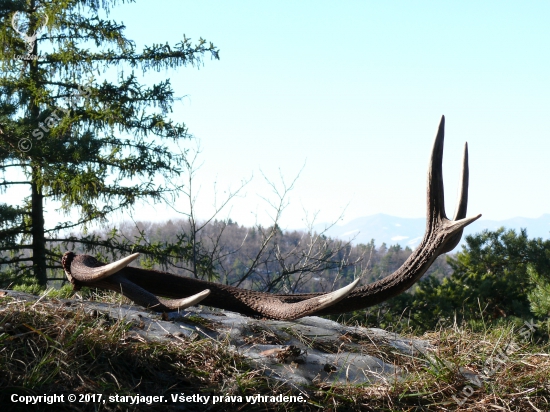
[0,290,437,388]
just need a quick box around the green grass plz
[0,291,549,411]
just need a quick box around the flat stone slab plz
[0,290,435,388]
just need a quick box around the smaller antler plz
[62,251,361,319]
[61,252,361,320]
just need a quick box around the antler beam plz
[62,116,481,320]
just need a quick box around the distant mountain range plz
[313,214,550,250]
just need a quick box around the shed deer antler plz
[62,116,481,320]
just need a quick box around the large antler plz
[62,116,481,320]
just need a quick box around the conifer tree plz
[0,0,219,286]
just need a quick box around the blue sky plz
[5,1,550,231]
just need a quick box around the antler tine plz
[247,277,361,320]
[167,289,211,310]
[427,115,448,223]
[440,141,470,253]
[453,142,469,221]
[65,253,140,282]
[115,276,211,312]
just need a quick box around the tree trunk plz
[31,175,47,286]
[29,0,47,286]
